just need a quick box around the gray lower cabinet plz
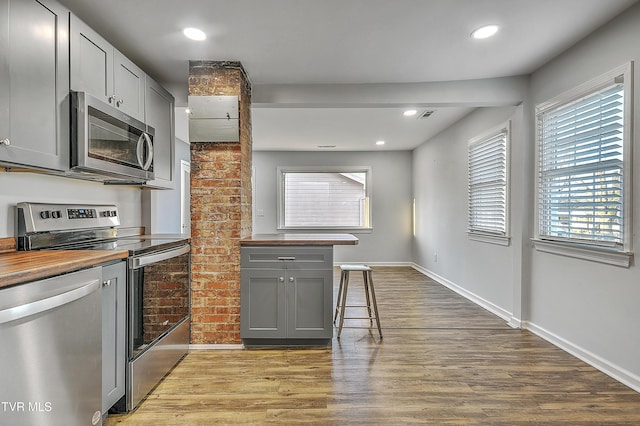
[0,0,69,171]
[240,246,333,345]
[101,261,126,414]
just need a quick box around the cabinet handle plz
[116,98,124,107]
[108,95,117,104]
[289,277,295,283]
[0,138,10,146]
[102,279,112,287]
[279,277,284,283]
[277,256,296,261]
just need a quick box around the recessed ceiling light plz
[376,140,385,146]
[183,27,207,41]
[403,110,418,117]
[471,25,499,40]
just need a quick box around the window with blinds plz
[468,126,509,240]
[277,168,372,229]
[537,74,627,248]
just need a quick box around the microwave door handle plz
[136,133,154,171]
[141,132,153,171]
[136,134,145,169]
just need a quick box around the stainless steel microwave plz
[71,91,154,182]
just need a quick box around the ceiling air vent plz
[419,110,435,119]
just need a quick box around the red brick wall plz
[188,61,252,344]
[142,251,190,343]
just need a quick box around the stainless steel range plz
[16,202,190,413]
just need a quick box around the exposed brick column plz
[188,61,252,344]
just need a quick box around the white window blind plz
[537,81,625,246]
[468,128,508,236]
[278,168,371,229]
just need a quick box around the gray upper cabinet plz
[0,0,69,171]
[113,50,145,121]
[144,77,175,189]
[70,14,145,122]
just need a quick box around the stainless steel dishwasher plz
[0,266,103,426]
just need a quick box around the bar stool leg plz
[366,270,382,338]
[362,271,374,327]
[333,269,346,325]
[337,271,350,339]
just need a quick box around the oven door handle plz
[129,244,190,269]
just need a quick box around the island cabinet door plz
[286,269,333,339]
[240,269,287,338]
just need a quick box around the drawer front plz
[241,246,333,270]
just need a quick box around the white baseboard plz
[411,263,640,393]
[333,261,414,267]
[411,263,512,323]
[189,344,244,350]
[525,321,640,393]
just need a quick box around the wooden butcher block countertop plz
[240,233,359,246]
[0,249,128,289]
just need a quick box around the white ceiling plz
[57,0,637,151]
[251,107,474,151]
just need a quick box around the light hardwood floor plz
[106,267,640,425]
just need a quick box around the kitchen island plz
[239,233,357,346]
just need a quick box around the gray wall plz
[0,171,142,237]
[412,106,521,320]
[0,109,193,239]
[526,4,640,386]
[143,138,190,234]
[253,150,413,264]
[411,3,640,391]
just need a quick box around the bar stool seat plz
[334,264,382,339]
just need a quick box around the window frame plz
[533,62,634,267]
[276,166,373,231]
[467,122,511,246]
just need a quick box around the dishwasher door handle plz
[0,279,100,325]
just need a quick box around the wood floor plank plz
[106,266,640,425]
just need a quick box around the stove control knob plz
[51,210,62,219]
[39,211,50,219]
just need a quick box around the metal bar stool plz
[334,264,382,339]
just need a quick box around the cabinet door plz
[240,269,286,339]
[0,0,69,171]
[101,261,126,414]
[113,50,145,121]
[144,76,175,188]
[0,1,8,145]
[286,269,333,339]
[70,13,113,104]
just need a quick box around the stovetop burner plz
[62,237,189,255]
